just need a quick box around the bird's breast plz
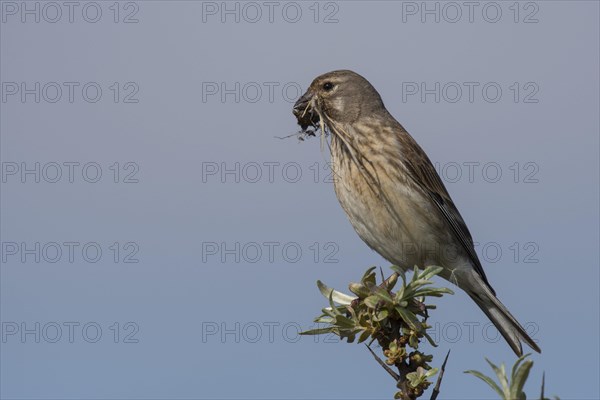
[329,130,452,269]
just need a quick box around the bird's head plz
[293,70,385,131]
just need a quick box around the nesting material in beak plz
[293,92,320,131]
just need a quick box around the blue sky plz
[1,1,599,399]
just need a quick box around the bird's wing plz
[400,133,495,294]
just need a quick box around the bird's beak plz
[293,90,313,118]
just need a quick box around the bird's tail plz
[466,275,541,356]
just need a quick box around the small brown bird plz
[293,70,540,356]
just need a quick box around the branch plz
[430,350,451,400]
[366,343,400,381]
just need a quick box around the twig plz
[540,371,546,399]
[430,349,451,400]
[274,132,301,139]
[274,130,317,141]
[365,344,400,381]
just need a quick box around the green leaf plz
[357,329,371,343]
[419,265,444,280]
[361,266,378,279]
[321,308,337,318]
[406,371,424,388]
[373,287,394,304]
[317,280,356,305]
[364,295,380,309]
[333,315,356,329]
[486,358,510,399]
[406,367,433,388]
[394,285,406,302]
[409,333,419,349]
[361,267,378,286]
[511,353,532,382]
[327,292,337,313]
[314,315,334,324]
[345,333,356,343]
[346,305,358,320]
[465,370,505,399]
[510,360,533,399]
[348,282,370,298]
[410,279,431,288]
[299,327,334,336]
[410,266,420,284]
[414,287,454,297]
[422,331,438,347]
[375,309,389,321]
[395,306,421,330]
[425,367,439,378]
[305,265,454,365]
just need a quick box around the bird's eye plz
[322,82,334,91]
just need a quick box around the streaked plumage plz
[293,70,540,356]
